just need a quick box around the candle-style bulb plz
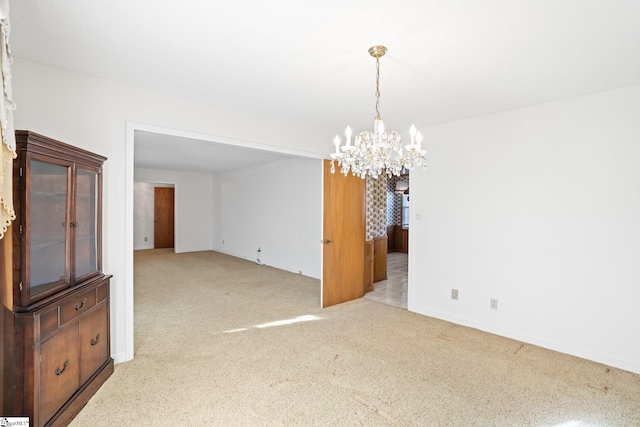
[409,124,417,146]
[345,126,352,147]
[416,131,423,148]
[334,135,341,154]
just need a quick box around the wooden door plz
[154,187,174,249]
[322,160,366,307]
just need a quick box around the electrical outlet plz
[490,298,498,310]
[298,270,303,275]
[451,289,459,300]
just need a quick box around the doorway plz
[133,181,175,251]
[125,121,407,363]
[364,173,410,309]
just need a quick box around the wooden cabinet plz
[394,225,409,253]
[373,236,388,282]
[364,240,374,293]
[387,225,408,253]
[1,131,113,426]
[13,131,104,308]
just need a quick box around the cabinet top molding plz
[16,130,107,165]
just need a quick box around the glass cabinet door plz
[74,167,99,280]
[28,159,71,299]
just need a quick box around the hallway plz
[364,252,408,308]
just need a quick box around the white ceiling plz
[8,0,640,173]
[134,131,295,173]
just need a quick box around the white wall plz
[409,84,640,374]
[135,168,214,253]
[11,58,327,363]
[214,157,322,279]
[133,158,322,278]
[133,182,155,250]
[13,57,640,374]
[133,181,177,250]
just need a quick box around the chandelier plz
[331,45,427,179]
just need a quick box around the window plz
[402,193,410,228]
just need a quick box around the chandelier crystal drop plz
[330,45,427,179]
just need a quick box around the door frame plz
[125,122,414,363]
[124,121,327,363]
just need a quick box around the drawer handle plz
[55,359,69,376]
[90,333,101,346]
[74,298,87,311]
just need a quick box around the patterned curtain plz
[0,0,16,240]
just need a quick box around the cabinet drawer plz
[39,325,80,427]
[60,288,97,325]
[97,280,109,303]
[79,302,109,385]
[39,307,59,340]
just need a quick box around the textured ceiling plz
[8,0,640,172]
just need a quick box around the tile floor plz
[364,251,408,309]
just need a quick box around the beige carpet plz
[70,250,640,426]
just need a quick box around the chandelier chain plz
[375,56,381,119]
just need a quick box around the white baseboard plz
[409,307,640,375]
[134,245,154,251]
[112,351,130,365]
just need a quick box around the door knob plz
[321,239,331,244]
